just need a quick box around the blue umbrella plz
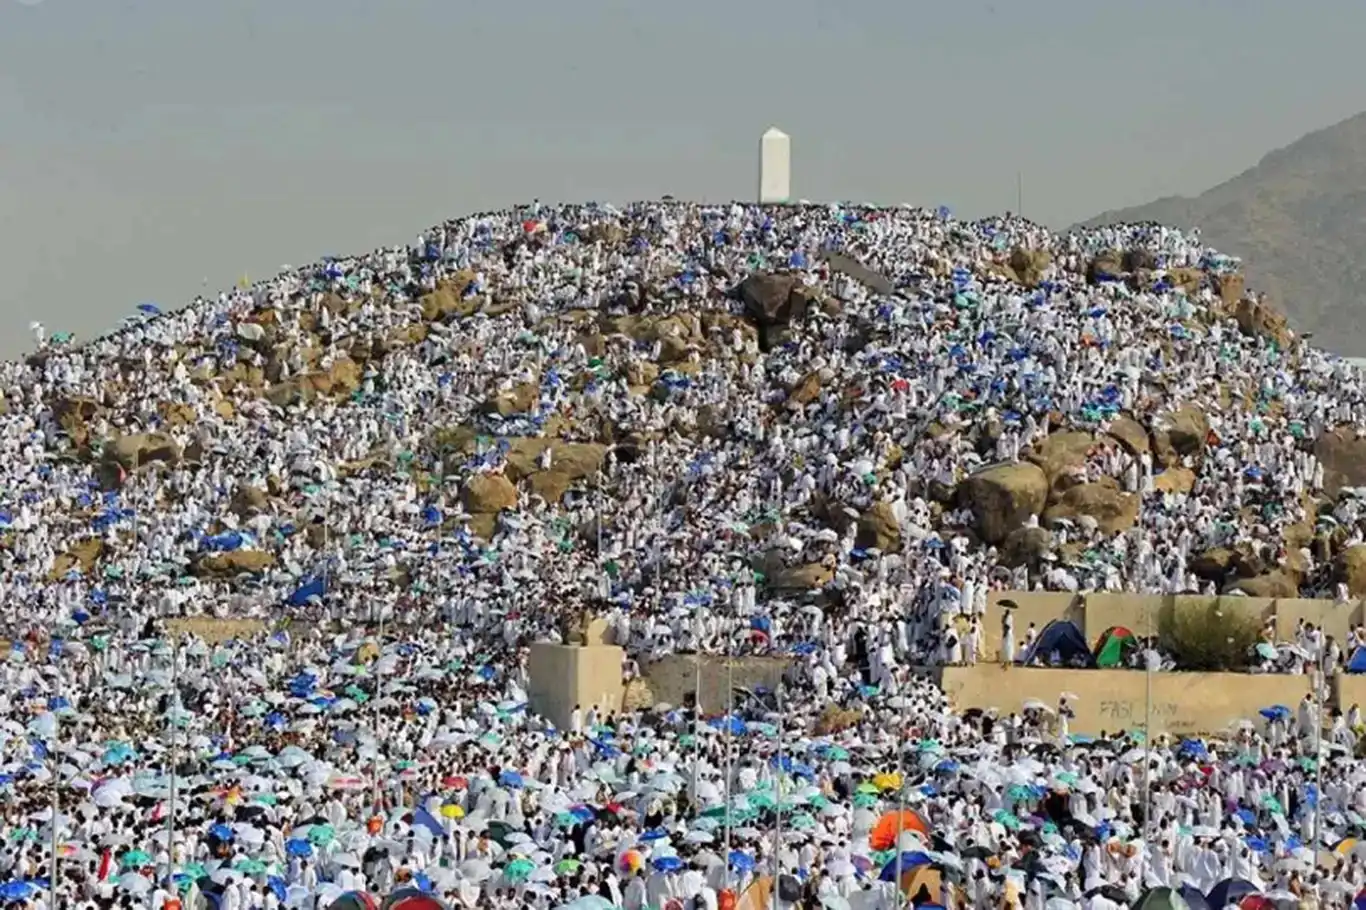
[728,851,755,872]
[498,770,524,789]
[1259,706,1291,722]
[137,303,162,315]
[209,823,234,842]
[285,839,312,858]
[0,881,36,902]
[652,856,683,872]
[878,852,932,881]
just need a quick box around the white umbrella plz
[118,873,152,894]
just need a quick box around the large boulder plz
[1314,427,1366,497]
[1191,547,1237,582]
[265,357,362,406]
[48,538,105,581]
[502,439,608,504]
[767,562,835,592]
[735,274,816,349]
[231,484,271,518]
[463,475,518,513]
[105,432,182,472]
[1337,545,1366,597]
[1121,249,1158,273]
[1043,479,1139,535]
[1213,273,1245,309]
[1086,251,1124,284]
[1006,247,1051,288]
[1026,431,1094,484]
[1235,297,1294,349]
[1105,416,1150,456]
[787,372,822,407]
[193,550,276,578]
[1000,526,1054,569]
[961,462,1048,545]
[482,382,541,417]
[1153,405,1208,467]
[1225,570,1299,599]
[1153,467,1196,495]
[855,501,902,551]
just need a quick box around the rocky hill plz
[1081,110,1366,355]
[15,202,1366,639]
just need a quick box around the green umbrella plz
[306,824,335,847]
[234,858,267,875]
[121,850,152,868]
[825,746,850,760]
[853,793,878,809]
[789,813,817,831]
[554,859,582,875]
[504,858,536,883]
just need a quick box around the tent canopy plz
[1020,619,1096,668]
[1094,625,1139,668]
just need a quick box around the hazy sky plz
[2,0,1364,355]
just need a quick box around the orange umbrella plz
[870,809,929,850]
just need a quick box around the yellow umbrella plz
[872,772,903,792]
[441,804,465,819]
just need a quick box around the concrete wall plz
[641,654,790,714]
[527,643,626,731]
[943,665,1311,736]
[1333,672,1366,712]
[982,590,1361,662]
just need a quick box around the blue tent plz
[1019,619,1096,668]
[1348,646,1366,674]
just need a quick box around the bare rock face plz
[193,550,277,578]
[855,501,902,552]
[1154,467,1196,495]
[1314,426,1366,497]
[1336,544,1366,597]
[1043,479,1139,535]
[735,273,820,350]
[1000,526,1055,569]
[1153,406,1208,468]
[767,563,835,592]
[482,382,541,417]
[961,462,1048,545]
[1224,570,1299,599]
[1026,432,1095,484]
[48,538,105,581]
[105,432,182,472]
[463,475,518,513]
[1105,416,1150,456]
[1234,297,1294,349]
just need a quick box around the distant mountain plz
[1080,111,1366,355]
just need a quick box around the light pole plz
[166,633,180,881]
[371,605,386,813]
[722,657,734,890]
[771,684,784,910]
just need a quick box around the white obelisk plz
[758,127,791,204]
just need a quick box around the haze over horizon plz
[2,0,1364,357]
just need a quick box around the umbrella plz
[382,890,449,910]
[329,894,380,910]
[1206,879,1260,910]
[870,810,929,850]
